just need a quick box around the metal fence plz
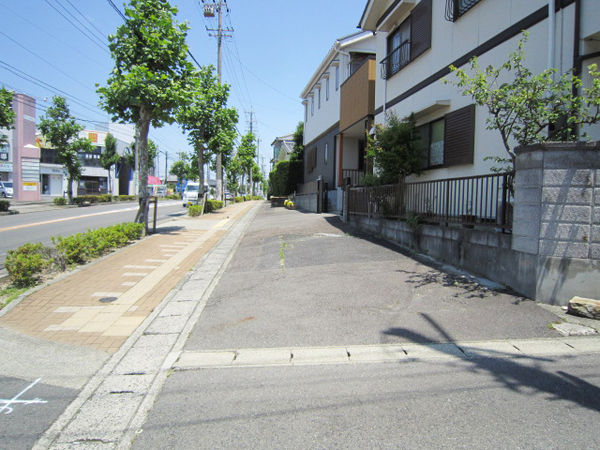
[348,172,514,232]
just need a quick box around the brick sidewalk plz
[0,201,256,353]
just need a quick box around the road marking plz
[0,378,47,414]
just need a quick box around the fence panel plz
[348,173,513,232]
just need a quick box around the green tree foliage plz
[445,32,600,170]
[269,160,303,197]
[366,113,422,185]
[0,87,15,147]
[225,156,242,196]
[177,65,238,203]
[290,121,304,162]
[169,159,190,191]
[100,133,120,194]
[126,139,157,169]
[97,0,197,224]
[38,96,93,204]
[237,132,257,195]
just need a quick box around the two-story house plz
[301,31,376,213]
[359,0,600,182]
[270,134,295,170]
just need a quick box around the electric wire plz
[53,0,107,44]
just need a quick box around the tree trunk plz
[249,167,254,197]
[216,153,222,201]
[107,168,112,195]
[68,175,74,205]
[135,108,151,226]
[197,143,204,205]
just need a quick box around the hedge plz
[269,160,303,197]
[0,200,9,212]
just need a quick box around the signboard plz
[88,132,98,143]
[0,152,8,161]
[23,182,37,192]
[0,163,12,172]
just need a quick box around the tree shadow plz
[383,313,600,413]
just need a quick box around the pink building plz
[12,93,40,201]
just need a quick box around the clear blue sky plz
[0,0,367,179]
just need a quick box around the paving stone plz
[347,345,407,362]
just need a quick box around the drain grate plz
[99,297,118,303]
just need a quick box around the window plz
[324,143,328,164]
[311,97,314,116]
[326,78,330,101]
[318,88,321,109]
[417,104,475,169]
[335,66,340,91]
[382,0,432,79]
[444,0,483,22]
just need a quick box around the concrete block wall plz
[515,142,600,305]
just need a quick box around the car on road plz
[224,191,233,201]
[0,181,13,198]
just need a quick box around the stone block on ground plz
[568,296,600,320]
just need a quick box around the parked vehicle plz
[182,182,199,207]
[0,181,13,198]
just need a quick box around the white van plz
[182,182,200,207]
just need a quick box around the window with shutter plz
[444,104,475,166]
[410,0,432,61]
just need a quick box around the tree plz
[445,32,600,171]
[225,156,242,197]
[290,121,304,162]
[126,139,157,169]
[97,0,197,225]
[38,96,93,204]
[237,132,257,196]
[169,159,189,193]
[366,113,422,185]
[177,65,238,204]
[0,87,15,147]
[100,133,120,194]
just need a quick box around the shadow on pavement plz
[384,313,600,414]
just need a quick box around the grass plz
[0,284,28,310]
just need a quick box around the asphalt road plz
[0,201,186,273]
[131,204,600,449]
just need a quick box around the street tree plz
[225,156,242,197]
[126,139,157,170]
[169,159,189,193]
[97,0,197,225]
[0,87,15,147]
[290,121,304,162]
[100,133,120,194]
[38,96,93,204]
[177,65,238,204]
[445,32,600,171]
[237,132,257,196]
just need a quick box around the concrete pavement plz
[0,200,598,449]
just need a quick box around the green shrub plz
[97,194,112,203]
[5,243,48,287]
[53,197,67,206]
[0,200,9,212]
[205,200,223,213]
[268,160,304,197]
[244,195,252,201]
[234,196,244,203]
[166,194,180,200]
[188,205,203,217]
[117,195,136,202]
[252,196,263,201]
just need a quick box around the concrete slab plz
[402,343,466,359]
[175,351,236,368]
[456,341,523,358]
[347,345,407,362]
[233,348,292,366]
[291,347,350,364]
[509,339,577,356]
[559,337,600,353]
[144,315,189,335]
[551,322,598,336]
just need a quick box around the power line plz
[54,0,107,44]
[45,0,109,54]
[62,0,108,42]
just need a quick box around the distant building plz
[270,134,294,170]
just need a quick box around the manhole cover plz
[99,297,118,303]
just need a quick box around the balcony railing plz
[348,172,514,233]
[380,41,411,80]
[445,0,483,21]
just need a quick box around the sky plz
[0,0,368,180]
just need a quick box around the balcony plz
[444,0,483,22]
[380,40,411,80]
[340,57,376,132]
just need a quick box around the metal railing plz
[343,169,365,187]
[348,172,514,232]
[445,0,483,21]
[380,41,411,80]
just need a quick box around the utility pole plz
[203,0,233,201]
[164,151,168,185]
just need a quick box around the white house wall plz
[370,0,597,182]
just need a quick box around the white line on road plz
[0,378,47,414]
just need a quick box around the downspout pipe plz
[547,0,556,71]
[572,0,581,137]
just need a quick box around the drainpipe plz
[572,0,581,137]
[547,0,555,72]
